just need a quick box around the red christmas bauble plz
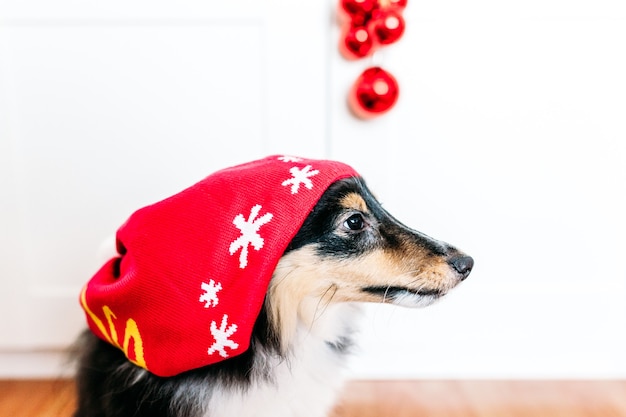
[340,25,375,59]
[339,0,379,25]
[348,67,399,119]
[369,9,405,45]
[382,0,408,11]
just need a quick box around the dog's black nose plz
[449,255,474,279]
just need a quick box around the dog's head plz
[268,176,473,346]
[80,156,471,376]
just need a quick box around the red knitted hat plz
[80,155,359,377]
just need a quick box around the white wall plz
[331,0,626,378]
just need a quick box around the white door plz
[0,0,329,374]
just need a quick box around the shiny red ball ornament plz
[340,25,374,59]
[339,0,379,26]
[369,8,405,45]
[348,67,399,119]
[384,0,408,11]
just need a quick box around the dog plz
[73,158,472,417]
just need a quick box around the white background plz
[1,0,625,378]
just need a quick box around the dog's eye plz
[344,213,365,231]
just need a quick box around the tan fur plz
[267,244,459,351]
[340,193,369,213]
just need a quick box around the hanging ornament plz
[338,0,407,119]
[340,25,374,59]
[385,0,408,11]
[348,66,399,119]
[339,0,378,26]
[369,9,405,45]
[338,0,407,59]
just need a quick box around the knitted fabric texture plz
[80,155,359,377]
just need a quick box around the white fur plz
[205,303,362,417]
[393,291,439,308]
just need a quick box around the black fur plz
[74,305,282,417]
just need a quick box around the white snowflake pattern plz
[199,279,222,308]
[277,155,303,163]
[229,204,273,269]
[281,165,320,194]
[207,314,239,358]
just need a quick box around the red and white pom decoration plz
[339,0,407,119]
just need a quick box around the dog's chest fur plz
[202,303,362,417]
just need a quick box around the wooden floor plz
[332,381,626,417]
[1,380,625,417]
